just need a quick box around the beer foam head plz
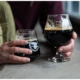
[25,37,37,42]
[45,17,72,30]
[16,36,37,42]
[44,26,72,31]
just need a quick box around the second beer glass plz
[44,14,73,62]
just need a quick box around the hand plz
[58,31,77,57]
[0,40,32,64]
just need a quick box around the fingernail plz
[27,58,30,62]
[25,41,28,44]
[28,50,32,54]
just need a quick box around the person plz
[0,1,77,64]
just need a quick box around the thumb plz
[72,31,77,39]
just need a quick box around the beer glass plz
[15,29,40,62]
[44,14,73,62]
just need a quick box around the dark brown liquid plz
[44,28,73,47]
[14,39,40,62]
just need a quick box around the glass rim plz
[47,14,69,17]
[48,14,69,16]
[16,29,37,35]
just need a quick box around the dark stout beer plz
[44,27,73,47]
[15,38,40,62]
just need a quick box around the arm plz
[0,2,31,64]
[3,2,16,41]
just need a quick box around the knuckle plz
[19,48,26,54]
[3,42,8,45]
[18,40,25,45]
[12,47,17,52]
[19,40,22,44]
[21,58,27,63]
[18,58,23,62]
[11,41,15,44]
[0,46,6,52]
[23,49,28,54]
[9,55,14,60]
[1,53,5,57]
[0,53,3,56]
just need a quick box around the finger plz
[0,59,27,64]
[0,52,9,59]
[0,56,29,64]
[72,31,77,39]
[6,40,28,47]
[63,52,72,57]
[58,39,74,53]
[7,54,30,63]
[0,57,16,64]
[1,46,32,55]
[7,60,28,64]
[6,59,29,64]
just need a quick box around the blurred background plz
[63,1,80,35]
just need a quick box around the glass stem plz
[54,47,63,57]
